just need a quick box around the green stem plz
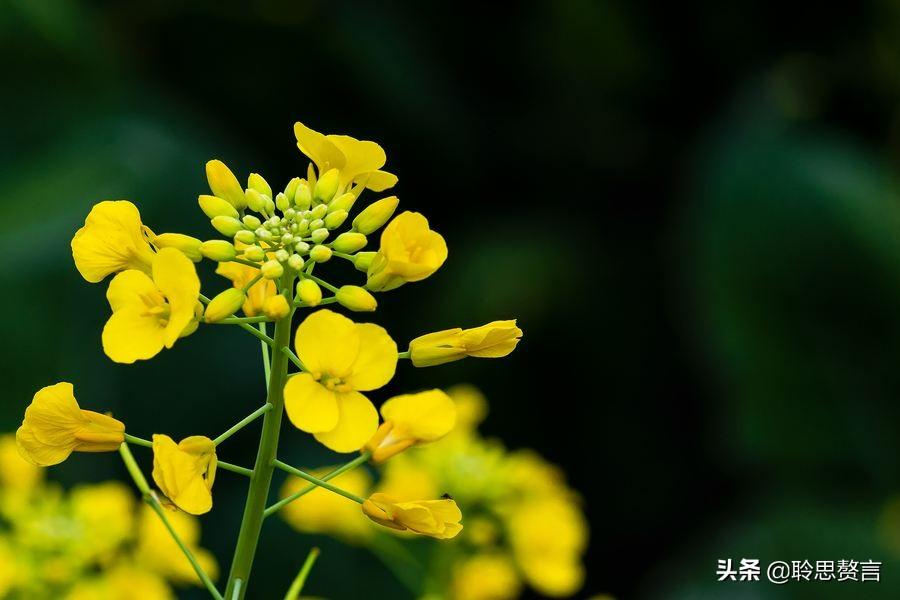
[284,547,321,600]
[281,346,305,371]
[237,322,274,346]
[223,298,295,599]
[124,433,152,448]
[259,323,271,385]
[119,444,223,600]
[271,459,365,504]
[218,461,254,477]
[217,316,271,325]
[397,350,410,359]
[307,274,338,293]
[292,297,337,308]
[241,272,265,293]
[264,452,370,518]
[213,404,272,446]
[231,257,262,269]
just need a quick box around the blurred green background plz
[7,0,900,598]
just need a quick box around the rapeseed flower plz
[452,553,521,600]
[280,468,373,542]
[362,493,462,539]
[365,389,456,463]
[71,200,156,283]
[294,122,397,192]
[409,320,523,367]
[366,212,447,292]
[151,435,217,515]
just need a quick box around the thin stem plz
[237,322,274,346]
[281,347,305,371]
[218,461,254,477]
[213,404,273,446]
[272,459,365,504]
[264,452,371,518]
[292,297,338,308]
[217,316,271,325]
[124,433,152,448]
[397,350,410,359]
[241,272,265,293]
[119,443,223,600]
[284,548,321,600]
[231,257,262,269]
[307,274,338,293]
[331,251,355,261]
[259,323,271,385]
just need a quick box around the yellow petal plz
[344,323,397,391]
[205,160,246,209]
[365,170,398,192]
[294,310,360,377]
[283,373,341,433]
[71,200,155,282]
[22,382,85,446]
[294,122,345,173]
[327,134,386,186]
[106,269,160,312]
[102,306,167,364]
[152,248,201,347]
[16,422,74,466]
[380,389,456,442]
[314,392,378,452]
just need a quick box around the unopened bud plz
[284,177,301,202]
[296,279,322,306]
[354,251,376,272]
[333,232,368,253]
[309,245,332,263]
[234,230,256,245]
[205,288,245,322]
[199,195,239,220]
[329,192,356,213]
[206,160,247,209]
[248,173,272,199]
[264,196,276,215]
[261,260,284,279]
[310,228,329,244]
[263,295,291,320]
[336,285,377,312]
[288,254,305,271]
[275,192,291,211]
[244,245,265,262]
[242,215,262,229]
[294,242,310,254]
[255,228,272,241]
[153,233,203,262]
[310,204,328,220]
[284,208,296,220]
[309,218,325,231]
[324,209,348,229]
[294,182,312,210]
[199,240,237,262]
[353,196,399,234]
[211,216,244,237]
[296,219,310,235]
[314,168,340,203]
[274,249,290,263]
[245,188,266,212]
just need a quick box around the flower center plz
[138,290,171,326]
[316,372,352,393]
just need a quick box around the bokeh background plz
[7,0,900,598]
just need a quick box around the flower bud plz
[264,195,276,215]
[206,160,247,209]
[205,288,245,322]
[329,192,356,213]
[310,203,328,220]
[310,228,330,244]
[199,194,239,220]
[336,285,377,312]
[309,245,332,263]
[275,192,291,211]
[263,295,291,320]
[314,168,340,202]
[284,177,301,203]
[294,241,310,254]
[244,245,265,262]
[294,182,312,210]
[261,260,284,279]
[153,233,203,262]
[309,218,325,231]
[296,279,322,306]
[234,230,256,245]
[296,219,310,235]
[281,233,294,245]
[255,228,271,241]
[274,249,290,263]
[248,173,272,199]
[288,254,305,271]
[245,188,265,212]
[333,232,368,253]
[324,209,348,229]
[354,251,376,272]
[211,216,244,237]
[353,196,399,234]
[200,240,237,262]
[242,214,262,229]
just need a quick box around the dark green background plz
[6,0,900,598]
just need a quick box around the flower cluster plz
[17,121,525,598]
[0,434,216,599]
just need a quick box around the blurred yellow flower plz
[375,454,441,501]
[409,320,522,367]
[71,200,156,283]
[66,565,175,600]
[452,553,521,600]
[135,505,218,586]
[70,482,134,562]
[102,247,201,363]
[294,122,398,191]
[366,211,447,292]
[506,497,588,597]
[446,384,488,431]
[0,537,18,597]
[151,435,217,515]
[362,492,463,539]
[216,259,278,317]
[283,309,397,452]
[0,434,42,490]
[365,389,456,463]
[280,467,373,542]
[16,382,124,467]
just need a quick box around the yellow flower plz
[446,384,488,431]
[366,212,447,292]
[71,200,156,283]
[102,247,201,363]
[409,320,523,367]
[280,467,372,542]
[216,260,278,317]
[506,497,588,597]
[362,492,463,539]
[16,382,124,466]
[376,454,441,501]
[294,122,397,191]
[70,482,135,562]
[365,389,456,463]
[0,434,42,490]
[66,566,175,600]
[452,553,522,600]
[283,309,397,452]
[135,504,218,586]
[151,435,217,515]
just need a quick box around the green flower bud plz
[274,249,290,263]
[296,219,310,235]
[242,214,262,229]
[261,259,284,279]
[314,168,340,203]
[244,245,265,262]
[205,288,246,322]
[211,216,244,237]
[353,196,399,234]
[264,196,276,215]
[296,278,322,306]
[336,285,377,312]
[284,208,296,220]
[333,232,368,254]
[310,228,330,244]
[199,194,239,220]
[294,182,312,210]
[294,241,310,254]
[255,228,272,241]
[354,251,376,272]
[153,233,203,262]
[234,230,256,245]
[310,204,328,220]
[245,188,266,213]
[200,240,238,262]
[275,192,291,211]
[284,177,301,203]
[329,192,356,213]
[309,218,325,231]
[248,173,272,199]
[324,209,348,230]
[309,245,332,263]
[288,254,305,271]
